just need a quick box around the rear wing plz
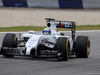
[45,18,76,41]
[55,21,75,27]
[55,21,76,41]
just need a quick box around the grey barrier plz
[0,0,100,9]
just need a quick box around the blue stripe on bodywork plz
[2,0,28,7]
[59,0,83,9]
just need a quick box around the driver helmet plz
[43,28,51,35]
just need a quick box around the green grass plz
[0,25,100,32]
[0,26,45,32]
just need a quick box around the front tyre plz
[2,33,18,48]
[75,36,90,58]
[1,33,18,57]
[57,37,69,61]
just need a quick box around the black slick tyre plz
[2,33,18,57]
[2,33,18,48]
[75,36,90,58]
[57,37,69,61]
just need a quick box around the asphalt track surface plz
[0,30,100,75]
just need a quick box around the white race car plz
[0,18,90,61]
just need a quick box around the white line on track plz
[60,30,100,33]
[0,30,100,33]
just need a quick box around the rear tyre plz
[2,33,18,57]
[75,36,90,58]
[57,37,69,61]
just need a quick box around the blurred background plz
[0,0,100,27]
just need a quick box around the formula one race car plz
[0,18,90,61]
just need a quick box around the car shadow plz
[0,55,77,62]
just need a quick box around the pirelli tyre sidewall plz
[57,37,69,61]
[2,33,18,57]
[2,33,18,48]
[75,36,90,58]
